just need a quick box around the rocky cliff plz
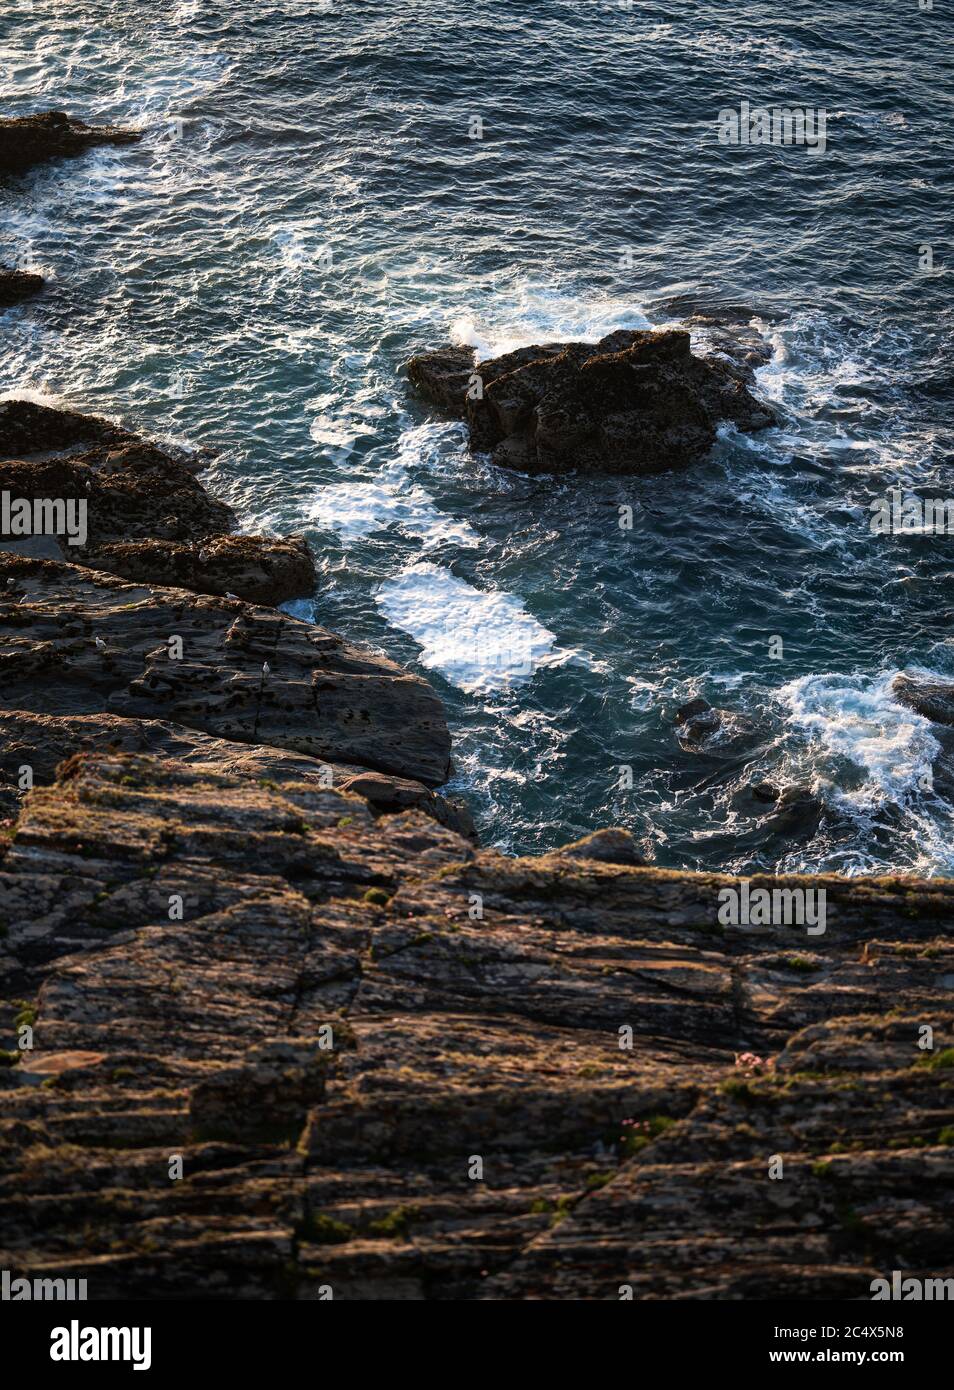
[1,112,951,1303]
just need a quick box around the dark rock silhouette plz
[0,110,140,175]
[0,401,316,605]
[0,267,43,307]
[893,673,954,727]
[408,328,775,474]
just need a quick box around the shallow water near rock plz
[1,0,952,873]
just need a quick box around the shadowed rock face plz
[0,750,951,1300]
[0,110,140,175]
[0,710,474,840]
[0,268,43,308]
[407,329,776,474]
[0,401,316,605]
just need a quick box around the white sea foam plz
[310,478,479,549]
[376,562,557,693]
[449,285,651,361]
[309,420,479,549]
[780,671,940,810]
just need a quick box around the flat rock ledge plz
[407,328,776,474]
[0,747,951,1299]
[0,110,140,175]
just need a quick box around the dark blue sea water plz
[2,0,953,873]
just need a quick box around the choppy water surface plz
[2,0,953,872]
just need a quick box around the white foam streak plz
[376,562,556,693]
[449,286,651,361]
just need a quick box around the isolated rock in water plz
[892,673,954,727]
[407,328,775,474]
[553,826,646,866]
[763,784,825,837]
[0,110,140,175]
[673,697,756,750]
[0,267,43,308]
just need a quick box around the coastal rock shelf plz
[407,328,776,474]
[0,552,453,790]
[1,95,951,1305]
[0,400,316,605]
[0,751,951,1298]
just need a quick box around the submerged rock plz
[673,696,756,751]
[0,110,140,175]
[407,328,775,474]
[0,267,43,308]
[893,672,954,727]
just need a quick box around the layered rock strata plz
[0,400,315,605]
[0,751,951,1299]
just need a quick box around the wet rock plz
[405,347,476,413]
[893,673,954,727]
[0,267,43,308]
[0,110,140,175]
[767,785,825,834]
[673,697,756,750]
[407,328,775,474]
[338,769,477,841]
[0,403,317,604]
[553,827,646,866]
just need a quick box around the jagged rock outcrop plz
[0,552,452,786]
[0,750,950,1299]
[0,268,43,308]
[0,400,316,604]
[0,110,140,175]
[407,328,776,474]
